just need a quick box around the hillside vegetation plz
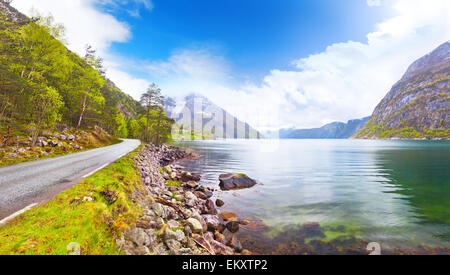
[0,2,174,146]
[354,42,449,139]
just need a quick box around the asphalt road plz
[0,139,140,221]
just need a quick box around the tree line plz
[0,4,174,146]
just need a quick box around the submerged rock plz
[228,234,243,252]
[219,173,258,190]
[226,221,240,233]
[219,212,237,221]
[302,222,325,238]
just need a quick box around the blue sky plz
[103,0,392,81]
[12,0,450,130]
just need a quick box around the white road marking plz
[81,151,130,179]
[0,203,38,227]
[82,162,111,178]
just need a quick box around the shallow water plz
[175,139,450,254]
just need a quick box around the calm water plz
[175,139,450,253]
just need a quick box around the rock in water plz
[218,173,258,190]
[219,212,237,221]
[215,199,225,207]
[226,221,240,233]
[228,235,243,253]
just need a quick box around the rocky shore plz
[116,144,251,255]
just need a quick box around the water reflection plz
[175,140,450,253]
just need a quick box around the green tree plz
[113,112,128,138]
[30,86,63,146]
[140,83,163,143]
[126,119,139,139]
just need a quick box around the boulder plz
[226,221,240,233]
[210,239,234,255]
[193,191,208,200]
[48,140,59,147]
[185,218,203,233]
[126,227,150,247]
[218,173,258,190]
[134,246,151,255]
[165,239,182,255]
[135,220,157,229]
[219,212,237,221]
[181,171,201,182]
[203,199,217,215]
[215,199,225,207]
[214,232,226,244]
[184,181,198,189]
[202,214,221,231]
[167,220,180,229]
[217,223,226,233]
[151,203,164,217]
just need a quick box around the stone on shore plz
[218,173,258,190]
[185,218,203,233]
[118,143,244,255]
[202,214,221,231]
[180,171,201,182]
[126,227,150,247]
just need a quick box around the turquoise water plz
[175,139,450,253]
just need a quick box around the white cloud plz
[142,0,449,130]
[99,0,154,18]
[147,48,231,82]
[12,0,130,55]
[366,0,381,7]
[11,0,450,130]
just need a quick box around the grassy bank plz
[0,145,144,255]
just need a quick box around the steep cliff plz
[354,41,449,139]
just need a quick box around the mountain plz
[354,41,449,139]
[279,117,370,139]
[168,94,261,139]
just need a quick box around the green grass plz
[354,120,450,139]
[0,145,144,255]
[166,179,181,187]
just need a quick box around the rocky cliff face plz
[354,41,449,139]
[279,117,370,139]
